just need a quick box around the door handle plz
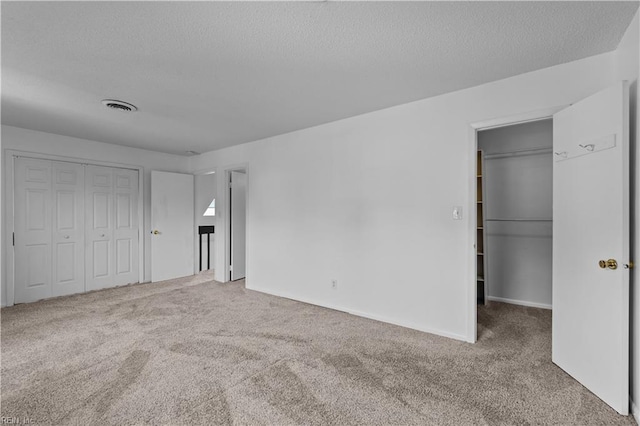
[598,259,618,270]
[152,230,160,235]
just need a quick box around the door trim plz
[228,169,249,282]
[226,165,249,283]
[465,105,567,343]
[5,149,144,306]
[224,163,250,288]
[191,163,249,284]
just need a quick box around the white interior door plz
[230,171,246,281]
[151,171,194,282]
[52,161,85,297]
[85,165,139,291]
[15,160,139,302]
[85,165,115,291]
[14,158,53,303]
[113,168,139,286]
[552,81,630,414]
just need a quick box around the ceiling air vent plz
[101,99,138,112]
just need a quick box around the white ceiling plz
[2,2,638,156]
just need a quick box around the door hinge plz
[229,264,233,271]
[228,181,232,188]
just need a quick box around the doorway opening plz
[475,118,553,312]
[228,168,247,281]
[195,172,216,275]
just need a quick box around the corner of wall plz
[619,6,640,417]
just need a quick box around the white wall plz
[615,10,640,420]
[195,173,216,271]
[2,8,638,415]
[189,50,617,341]
[1,125,190,306]
[0,118,2,309]
[478,120,553,308]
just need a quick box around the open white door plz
[151,171,194,282]
[230,171,246,281]
[552,82,630,415]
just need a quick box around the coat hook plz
[579,144,595,151]
[554,151,568,158]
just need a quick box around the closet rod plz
[484,147,552,160]
[486,219,552,222]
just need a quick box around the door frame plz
[191,169,217,275]
[4,149,144,306]
[191,162,249,284]
[466,105,566,342]
[227,166,248,282]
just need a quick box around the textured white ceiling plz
[2,2,638,155]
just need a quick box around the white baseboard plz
[245,285,352,315]
[346,308,469,342]
[246,285,469,343]
[631,398,639,423]
[488,296,552,310]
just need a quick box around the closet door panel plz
[15,158,53,303]
[52,161,85,297]
[116,239,132,274]
[14,160,140,303]
[92,240,110,277]
[93,192,111,229]
[85,166,115,291]
[113,168,139,286]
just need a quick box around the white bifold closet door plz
[85,165,139,291]
[52,161,85,297]
[15,158,85,302]
[15,158,52,303]
[14,158,139,304]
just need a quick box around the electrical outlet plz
[331,279,338,289]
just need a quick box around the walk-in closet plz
[476,119,553,309]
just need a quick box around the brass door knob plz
[152,230,160,235]
[599,259,618,270]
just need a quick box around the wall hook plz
[554,151,568,158]
[579,144,595,152]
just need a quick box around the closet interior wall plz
[478,119,553,309]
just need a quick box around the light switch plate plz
[453,206,463,220]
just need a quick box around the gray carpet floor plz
[1,273,635,425]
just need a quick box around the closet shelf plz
[484,147,552,160]
[476,149,486,305]
[486,218,552,222]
